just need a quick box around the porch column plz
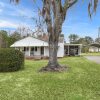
[28,47,31,56]
[44,47,45,56]
[20,47,22,52]
[68,45,69,55]
[78,46,81,55]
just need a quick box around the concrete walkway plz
[84,56,100,64]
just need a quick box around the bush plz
[0,48,24,72]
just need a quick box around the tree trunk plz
[48,41,59,68]
[39,31,67,72]
[40,0,77,72]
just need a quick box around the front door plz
[30,47,34,56]
[41,47,44,55]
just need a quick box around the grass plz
[0,57,100,100]
[81,52,100,56]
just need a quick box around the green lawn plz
[81,52,100,56]
[0,57,100,100]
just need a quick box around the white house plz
[11,36,82,58]
[89,43,100,52]
[89,46,100,52]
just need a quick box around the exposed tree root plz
[39,64,68,72]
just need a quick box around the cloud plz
[0,20,18,28]
[0,1,36,29]
[10,7,38,20]
[0,19,34,30]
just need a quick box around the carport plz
[64,44,82,56]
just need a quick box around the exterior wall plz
[24,51,29,56]
[34,47,41,56]
[20,47,30,56]
[11,36,65,58]
[44,42,64,57]
[16,47,41,57]
[57,43,64,57]
[15,44,81,58]
[44,47,49,57]
[89,47,100,52]
[78,46,82,55]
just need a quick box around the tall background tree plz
[8,31,21,47]
[84,36,94,44]
[95,37,100,44]
[77,36,94,53]
[0,30,22,48]
[0,30,8,48]
[69,34,79,44]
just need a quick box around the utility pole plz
[98,27,100,39]
[98,27,100,52]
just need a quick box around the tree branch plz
[64,0,78,10]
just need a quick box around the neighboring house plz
[11,36,82,58]
[89,43,100,52]
[89,46,100,52]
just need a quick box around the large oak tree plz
[40,0,78,71]
[11,0,99,71]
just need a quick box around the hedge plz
[0,48,24,72]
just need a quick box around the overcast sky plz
[0,0,100,41]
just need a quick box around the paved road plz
[85,56,100,64]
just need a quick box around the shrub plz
[0,48,24,72]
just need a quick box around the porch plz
[16,46,48,59]
[64,44,82,56]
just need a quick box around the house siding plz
[11,37,82,58]
[57,43,64,57]
[34,47,41,56]
[44,42,64,57]
[89,47,100,52]
[44,47,49,57]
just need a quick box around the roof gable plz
[11,37,48,47]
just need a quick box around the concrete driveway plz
[84,56,100,64]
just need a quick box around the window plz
[26,47,29,51]
[35,47,37,51]
[24,47,29,51]
[24,47,26,51]
[31,47,34,51]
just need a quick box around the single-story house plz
[89,43,100,52]
[11,36,82,58]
